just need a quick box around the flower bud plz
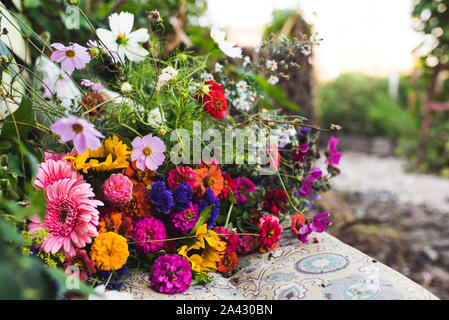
[120,82,133,94]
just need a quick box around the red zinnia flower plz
[263,189,288,216]
[257,214,283,253]
[196,80,228,120]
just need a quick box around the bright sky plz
[204,0,424,81]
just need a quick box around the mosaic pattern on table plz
[121,231,439,300]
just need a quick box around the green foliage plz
[317,73,413,138]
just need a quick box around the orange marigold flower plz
[121,182,154,219]
[89,232,129,271]
[98,208,133,238]
[80,92,105,116]
[217,251,239,273]
[124,160,155,186]
[194,165,224,197]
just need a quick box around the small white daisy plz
[267,75,279,85]
[236,80,249,93]
[215,62,224,73]
[266,59,278,71]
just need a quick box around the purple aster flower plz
[131,216,167,254]
[150,254,192,294]
[50,43,91,74]
[149,181,174,214]
[299,167,322,196]
[170,203,199,235]
[173,183,193,210]
[49,115,104,154]
[292,143,308,163]
[81,79,105,91]
[297,127,311,139]
[199,187,221,229]
[298,212,332,243]
[325,136,341,166]
[234,177,255,204]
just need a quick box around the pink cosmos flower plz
[131,134,166,171]
[299,167,322,196]
[38,178,103,257]
[298,212,332,243]
[50,116,104,154]
[325,136,341,166]
[101,174,133,206]
[81,79,105,91]
[50,43,91,75]
[34,159,84,190]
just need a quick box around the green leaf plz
[45,267,97,298]
[190,205,212,234]
[228,190,237,204]
[0,96,34,146]
[24,0,41,8]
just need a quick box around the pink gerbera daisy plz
[34,159,84,190]
[50,116,104,154]
[40,178,103,257]
[130,134,166,171]
[50,43,91,75]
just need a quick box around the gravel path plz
[322,151,449,213]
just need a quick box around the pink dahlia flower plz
[130,134,166,171]
[50,43,91,74]
[40,178,103,257]
[50,116,104,154]
[63,248,96,281]
[34,159,84,190]
[101,173,133,206]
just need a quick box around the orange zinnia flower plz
[124,160,155,186]
[80,92,105,116]
[217,251,239,273]
[194,165,224,197]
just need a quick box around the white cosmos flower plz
[266,59,277,71]
[243,56,251,67]
[215,62,224,72]
[36,56,81,109]
[232,97,250,111]
[147,107,164,127]
[236,80,249,93]
[156,66,178,91]
[210,25,242,59]
[268,75,279,85]
[96,12,150,63]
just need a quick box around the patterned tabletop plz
[120,231,439,300]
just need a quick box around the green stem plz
[224,202,234,229]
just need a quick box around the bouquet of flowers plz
[1,8,341,297]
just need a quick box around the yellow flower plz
[90,232,129,271]
[178,224,226,273]
[66,136,131,173]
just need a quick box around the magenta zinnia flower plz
[131,134,166,171]
[325,136,341,166]
[167,166,197,190]
[131,216,167,254]
[50,116,104,154]
[34,159,84,190]
[234,177,255,204]
[170,203,199,235]
[237,232,256,255]
[298,212,332,243]
[50,43,91,74]
[40,178,103,257]
[101,174,133,206]
[150,254,192,294]
[257,214,283,249]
